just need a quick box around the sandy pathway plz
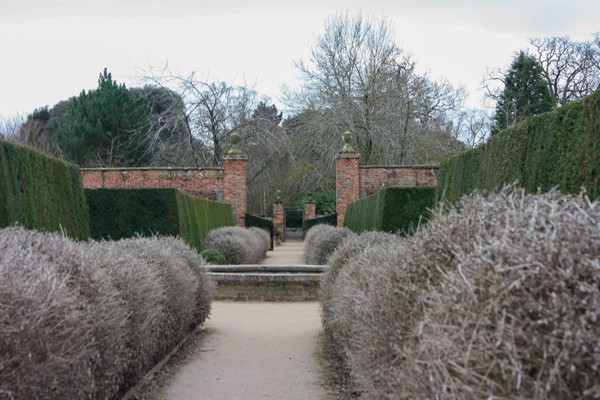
[157,241,329,399]
[157,301,329,400]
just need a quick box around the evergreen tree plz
[56,69,151,167]
[493,52,554,133]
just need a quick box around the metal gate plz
[284,208,304,240]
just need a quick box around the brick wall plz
[272,201,285,240]
[359,166,439,198]
[223,156,248,227]
[303,201,316,220]
[335,154,361,227]
[80,167,224,200]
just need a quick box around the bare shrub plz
[0,228,97,400]
[249,226,271,257]
[304,224,355,265]
[0,228,214,400]
[0,227,130,399]
[323,187,600,399]
[158,236,214,325]
[114,237,199,352]
[204,226,268,264]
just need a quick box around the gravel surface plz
[155,301,331,400]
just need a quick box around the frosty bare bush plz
[322,187,600,399]
[0,228,98,400]
[304,224,354,265]
[204,226,268,264]
[249,226,270,257]
[114,237,199,350]
[0,228,214,400]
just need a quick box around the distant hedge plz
[87,188,233,251]
[0,140,90,239]
[437,90,600,203]
[245,214,273,250]
[344,186,435,235]
[303,213,337,231]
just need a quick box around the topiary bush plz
[203,226,269,264]
[201,248,228,265]
[322,186,600,399]
[0,141,90,239]
[0,227,213,400]
[248,227,270,258]
[344,186,435,235]
[436,89,600,203]
[304,224,355,265]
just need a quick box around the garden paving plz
[156,240,330,399]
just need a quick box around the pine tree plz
[56,69,151,167]
[493,52,554,133]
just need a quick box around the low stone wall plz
[208,265,328,301]
[360,165,439,198]
[81,167,224,200]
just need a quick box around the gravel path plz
[156,241,330,400]
[157,302,329,400]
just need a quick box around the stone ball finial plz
[339,131,356,154]
[229,132,241,146]
[226,132,244,156]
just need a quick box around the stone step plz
[207,264,329,302]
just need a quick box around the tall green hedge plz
[344,186,435,235]
[86,188,233,252]
[437,90,600,203]
[303,213,337,231]
[0,140,90,239]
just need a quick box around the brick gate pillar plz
[223,133,247,227]
[335,132,360,227]
[272,192,285,241]
[303,193,316,220]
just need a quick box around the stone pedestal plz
[272,201,285,241]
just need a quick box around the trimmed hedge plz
[0,140,90,239]
[437,90,600,203]
[245,213,273,250]
[344,186,435,235]
[303,213,337,231]
[87,188,233,251]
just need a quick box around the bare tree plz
[287,12,465,166]
[529,34,600,105]
[137,62,259,166]
[455,108,493,148]
[0,113,25,143]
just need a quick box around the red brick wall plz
[80,168,224,200]
[303,201,316,220]
[336,154,361,227]
[359,166,439,198]
[272,201,285,240]
[223,156,247,227]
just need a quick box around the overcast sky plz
[1,0,598,120]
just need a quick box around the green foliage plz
[56,69,151,167]
[344,187,435,235]
[86,188,233,252]
[296,190,336,215]
[493,51,554,133]
[0,140,90,239]
[201,248,228,265]
[175,190,234,251]
[245,213,273,250]
[437,90,600,203]
[303,213,337,231]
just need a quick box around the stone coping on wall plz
[80,167,223,171]
[360,165,439,170]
